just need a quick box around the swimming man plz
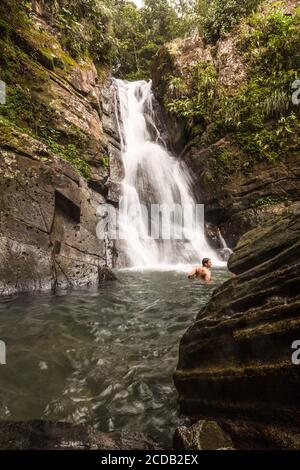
[188,258,212,284]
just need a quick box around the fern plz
[262,89,291,119]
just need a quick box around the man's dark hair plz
[202,258,211,267]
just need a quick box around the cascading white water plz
[217,228,233,253]
[114,79,222,269]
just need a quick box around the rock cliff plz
[174,203,300,449]
[153,0,300,248]
[0,1,123,295]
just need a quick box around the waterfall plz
[218,228,232,252]
[114,79,222,269]
[217,228,233,261]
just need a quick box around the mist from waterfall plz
[114,79,221,269]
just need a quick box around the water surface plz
[0,268,228,446]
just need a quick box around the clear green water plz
[0,268,229,446]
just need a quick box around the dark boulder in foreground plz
[174,420,234,450]
[174,203,300,449]
[0,420,160,450]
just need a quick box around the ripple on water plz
[0,268,229,446]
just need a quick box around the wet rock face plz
[153,35,246,103]
[0,420,160,450]
[101,80,124,206]
[182,145,300,249]
[0,135,116,296]
[174,203,300,449]
[0,5,124,295]
[149,98,187,156]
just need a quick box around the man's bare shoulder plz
[196,266,205,274]
[200,267,211,282]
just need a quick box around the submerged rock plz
[174,203,300,449]
[174,420,234,450]
[0,420,160,450]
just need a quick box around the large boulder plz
[174,203,300,449]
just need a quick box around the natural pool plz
[0,268,229,446]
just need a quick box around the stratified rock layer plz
[0,3,122,295]
[0,132,116,295]
[174,203,300,449]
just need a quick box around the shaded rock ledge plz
[174,203,300,449]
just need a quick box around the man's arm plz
[204,270,211,284]
[188,268,198,279]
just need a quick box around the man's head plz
[202,258,212,269]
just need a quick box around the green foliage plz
[3,0,269,80]
[166,61,218,126]
[0,0,116,67]
[142,0,182,41]
[0,84,52,133]
[240,6,300,71]
[0,0,104,180]
[0,1,78,77]
[228,8,300,162]
[236,114,300,163]
[37,128,92,180]
[0,83,92,180]
[1,0,299,180]
[3,0,194,79]
[166,5,300,170]
[202,0,262,42]
[111,1,144,79]
[100,155,110,169]
[252,194,292,208]
[44,138,91,180]
[0,88,92,179]
[212,148,237,174]
[112,0,189,80]
[170,0,199,36]
[46,0,116,65]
